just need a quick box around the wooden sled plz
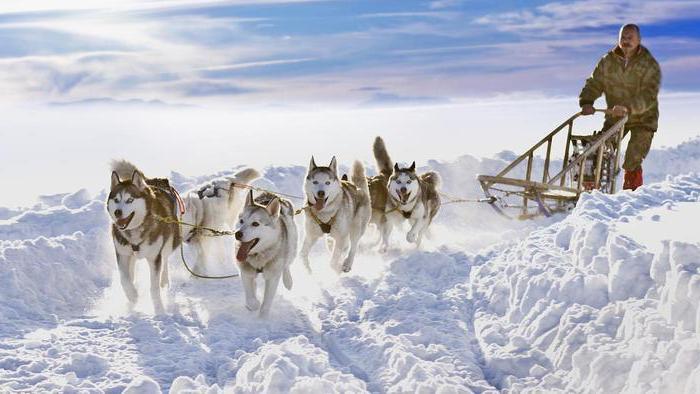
[478,110,628,219]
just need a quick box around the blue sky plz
[0,0,699,107]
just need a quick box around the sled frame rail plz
[478,110,628,219]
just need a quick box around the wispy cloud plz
[476,0,700,34]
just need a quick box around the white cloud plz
[476,0,700,34]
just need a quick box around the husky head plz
[235,190,282,262]
[389,162,419,204]
[304,156,342,211]
[107,170,150,231]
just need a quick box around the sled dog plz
[300,156,371,272]
[369,137,441,251]
[181,168,260,273]
[107,160,181,313]
[235,191,297,317]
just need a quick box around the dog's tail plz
[420,171,441,190]
[351,160,370,198]
[230,167,261,186]
[283,267,293,290]
[111,159,142,181]
[373,136,393,178]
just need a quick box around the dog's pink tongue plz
[236,240,253,262]
[314,198,325,211]
[117,218,129,227]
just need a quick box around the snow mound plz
[470,173,700,392]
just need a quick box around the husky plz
[300,156,371,273]
[369,136,441,251]
[180,168,260,274]
[107,160,181,314]
[234,190,297,317]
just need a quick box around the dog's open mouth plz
[116,212,135,230]
[236,238,259,262]
[399,191,412,204]
[314,196,328,211]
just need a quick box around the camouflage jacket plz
[579,45,661,131]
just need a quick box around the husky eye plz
[239,219,244,224]
[126,197,134,204]
[252,222,260,227]
[325,181,330,185]
[313,181,318,185]
[114,198,120,203]
[406,180,412,184]
[396,180,402,184]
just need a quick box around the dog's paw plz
[406,231,418,243]
[341,259,353,273]
[245,298,261,311]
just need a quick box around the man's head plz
[618,24,641,56]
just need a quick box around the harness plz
[306,180,358,233]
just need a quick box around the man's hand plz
[611,105,628,117]
[581,104,595,115]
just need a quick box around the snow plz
[0,138,699,392]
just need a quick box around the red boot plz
[623,167,643,191]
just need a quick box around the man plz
[579,23,661,191]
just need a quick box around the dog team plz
[106,137,441,317]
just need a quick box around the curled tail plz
[111,159,142,180]
[420,171,441,190]
[230,167,261,185]
[352,160,370,198]
[373,136,393,178]
[283,267,293,290]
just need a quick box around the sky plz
[1,0,700,207]
[0,0,699,106]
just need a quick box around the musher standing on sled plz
[578,23,661,191]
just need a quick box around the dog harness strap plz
[401,210,412,219]
[307,205,335,234]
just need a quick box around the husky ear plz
[309,156,317,171]
[393,163,400,173]
[245,189,255,207]
[408,161,416,172]
[111,171,121,188]
[131,170,147,190]
[266,197,281,219]
[329,156,338,176]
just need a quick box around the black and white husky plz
[301,156,371,273]
[107,160,181,314]
[234,191,297,317]
[369,136,441,251]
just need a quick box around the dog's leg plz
[259,271,282,318]
[116,252,138,309]
[241,270,260,311]
[330,234,350,271]
[160,248,171,289]
[300,222,322,272]
[407,216,428,247]
[149,253,166,314]
[379,217,394,253]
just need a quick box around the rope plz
[227,182,305,201]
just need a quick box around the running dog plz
[107,160,181,314]
[369,136,441,251]
[300,156,371,273]
[181,168,260,274]
[235,191,297,317]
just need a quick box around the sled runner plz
[478,110,628,219]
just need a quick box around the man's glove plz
[581,104,595,115]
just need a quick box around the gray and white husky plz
[369,136,441,251]
[107,160,181,314]
[234,191,297,317]
[181,168,260,274]
[301,156,371,273]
